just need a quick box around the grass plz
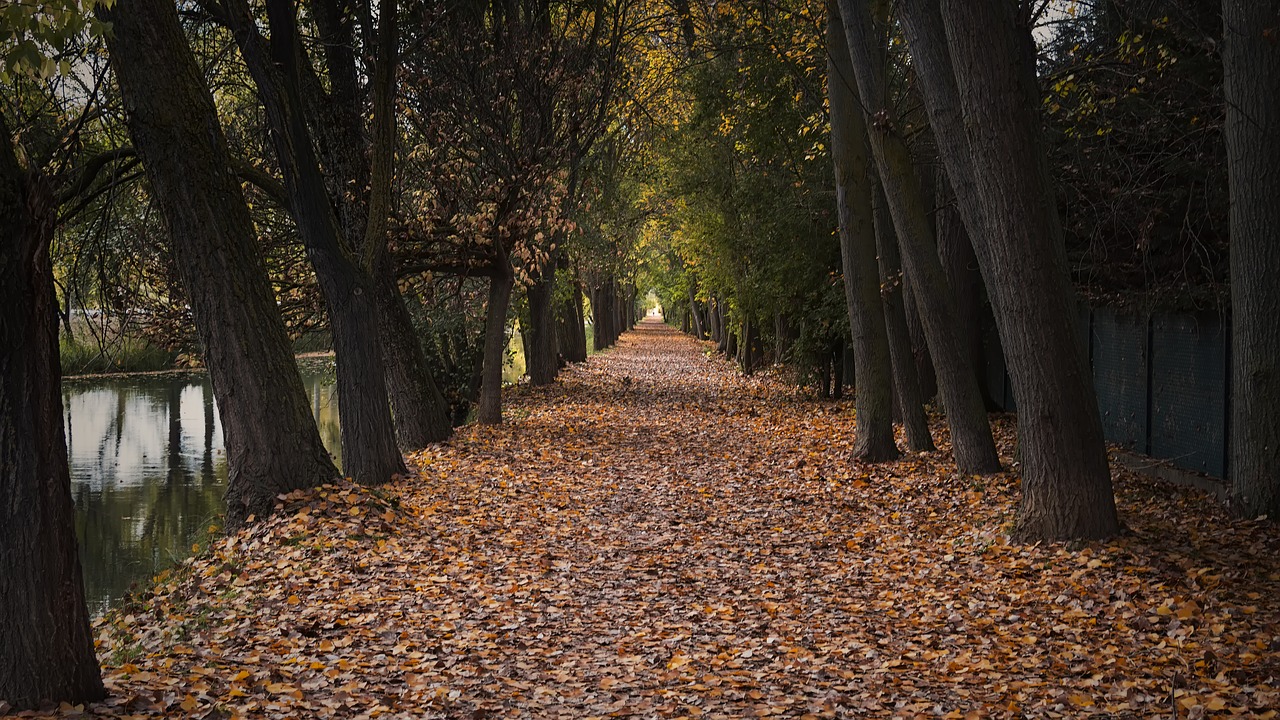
[60,327,175,375]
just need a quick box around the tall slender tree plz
[836,0,1000,475]
[908,0,1118,539]
[218,0,407,483]
[826,3,898,461]
[1224,0,1280,518]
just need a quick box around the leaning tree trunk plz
[375,274,451,448]
[828,4,904,462]
[1224,0,1280,519]
[922,0,1117,539]
[105,0,338,527]
[225,0,406,484]
[478,262,515,425]
[902,278,937,400]
[837,0,999,474]
[0,117,104,710]
[872,174,935,451]
[936,171,998,409]
[525,267,559,385]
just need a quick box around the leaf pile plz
[31,321,1280,718]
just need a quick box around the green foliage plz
[1,0,112,81]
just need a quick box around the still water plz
[64,365,340,614]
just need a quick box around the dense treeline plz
[1,0,1277,709]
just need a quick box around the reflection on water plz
[64,366,340,614]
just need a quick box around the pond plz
[64,362,340,615]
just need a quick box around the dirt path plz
[83,320,1280,719]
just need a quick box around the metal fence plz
[983,306,1231,479]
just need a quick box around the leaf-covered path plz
[79,320,1280,719]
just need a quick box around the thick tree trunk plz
[525,269,559,385]
[873,175,935,452]
[225,0,406,485]
[375,275,451,448]
[828,4,904,462]
[1224,0,1280,518]
[105,0,338,527]
[837,0,999,474]
[0,118,104,710]
[478,267,515,425]
[925,0,1118,539]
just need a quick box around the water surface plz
[64,366,339,614]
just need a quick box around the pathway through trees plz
[85,321,1280,718]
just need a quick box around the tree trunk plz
[1225,0,1280,518]
[831,339,846,400]
[525,268,559,385]
[308,0,453,447]
[936,171,998,409]
[828,3,901,462]
[591,286,608,351]
[837,0,999,474]
[0,115,104,710]
[375,275,451,448]
[926,0,1118,539]
[478,267,515,425]
[902,277,937,400]
[873,174,936,452]
[225,0,406,485]
[105,0,338,527]
[557,275,588,363]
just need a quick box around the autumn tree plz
[211,0,406,481]
[1223,0,1280,518]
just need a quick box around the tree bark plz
[837,0,999,474]
[557,274,588,363]
[872,174,936,452]
[376,276,452,448]
[829,3,898,461]
[104,0,338,528]
[1224,0,1280,518]
[902,277,937,400]
[936,171,998,409]
[0,114,104,710]
[224,0,406,485]
[478,265,515,424]
[525,268,559,384]
[926,0,1118,539]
